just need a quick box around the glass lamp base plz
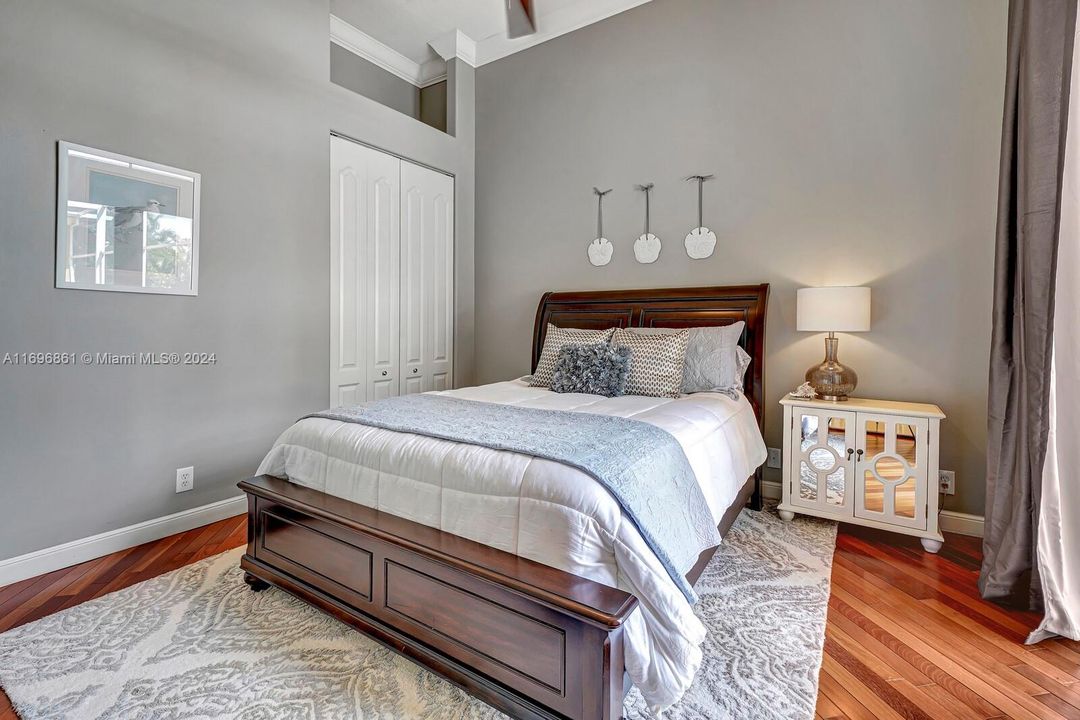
[806,336,857,401]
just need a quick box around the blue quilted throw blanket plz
[305,394,721,604]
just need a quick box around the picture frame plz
[56,141,201,296]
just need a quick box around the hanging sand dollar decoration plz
[634,183,661,264]
[587,187,613,267]
[684,174,716,259]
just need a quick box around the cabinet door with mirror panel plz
[787,408,855,516]
[854,414,928,530]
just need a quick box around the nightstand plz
[777,395,946,552]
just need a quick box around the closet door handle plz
[846,448,854,459]
[412,368,418,374]
[381,370,388,377]
[856,449,864,460]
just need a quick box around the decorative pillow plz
[550,344,631,396]
[680,321,748,395]
[610,328,691,398]
[529,324,616,388]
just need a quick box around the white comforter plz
[256,379,767,711]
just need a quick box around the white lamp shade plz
[797,286,871,332]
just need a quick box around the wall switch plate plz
[939,470,955,496]
[767,447,782,469]
[176,466,194,493]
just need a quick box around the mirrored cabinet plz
[778,395,946,552]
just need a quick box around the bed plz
[238,284,769,720]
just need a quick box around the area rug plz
[0,507,836,720]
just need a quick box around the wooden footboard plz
[239,474,638,720]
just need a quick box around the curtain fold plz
[981,0,1077,607]
[1029,9,1080,642]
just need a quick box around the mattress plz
[256,379,767,711]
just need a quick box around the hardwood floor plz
[0,516,248,720]
[819,525,1078,720]
[0,516,1075,720]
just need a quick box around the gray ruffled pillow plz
[550,343,631,397]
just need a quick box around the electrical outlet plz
[939,470,955,496]
[767,447,782,469]
[176,466,194,493]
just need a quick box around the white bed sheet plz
[256,379,766,711]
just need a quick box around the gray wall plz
[0,0,475,559]
[421,81,449,133]
[474,0,1007,515]
[331,42,419,118]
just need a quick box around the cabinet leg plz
[778,510,795,522]
[244,571,270,592]
[920,537,943,554]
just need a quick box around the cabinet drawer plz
[257,507,373,607]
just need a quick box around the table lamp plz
[797,286,871,401]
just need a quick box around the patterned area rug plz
[0,507,836,720]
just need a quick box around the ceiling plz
[330,0,652,67]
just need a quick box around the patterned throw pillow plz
[529,324,616,388]
[550,344,632,396]
[610,328,691,398]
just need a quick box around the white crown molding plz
[429,29,477,67]
[0,495,246,587]
[332,1,653,81]
[418,59,448,87]
[473,0,654,66]
[331,14,446,88]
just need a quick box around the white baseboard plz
[0,496,247,587]
[939,511,984,537]
[760,480,983,537]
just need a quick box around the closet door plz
[330,136,400,405]
[400,160,454,394]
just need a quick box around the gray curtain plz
[981,0,1077,607]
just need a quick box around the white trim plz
[330,15,447,88]
[418,60,448,87]
[473,0,654,66]
[0,496,246,587]
[939,511,984,537]
[764,480,983,537]
[429,29,477,67]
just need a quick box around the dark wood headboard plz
[531,285,770,429]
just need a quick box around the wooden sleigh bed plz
[238,284,769,720]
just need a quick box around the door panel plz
[400,160,454,394]
[789,408,855,515]
[330,141,364,406]
[330,137,400,405]
[854,414,928,529]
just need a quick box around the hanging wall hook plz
[685,175,715,228]
[592,187,613,240]
[587,187,615,267]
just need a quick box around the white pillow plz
[681,322,748,394]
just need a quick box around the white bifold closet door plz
[400,160,454,394]
[330,136,453,406]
